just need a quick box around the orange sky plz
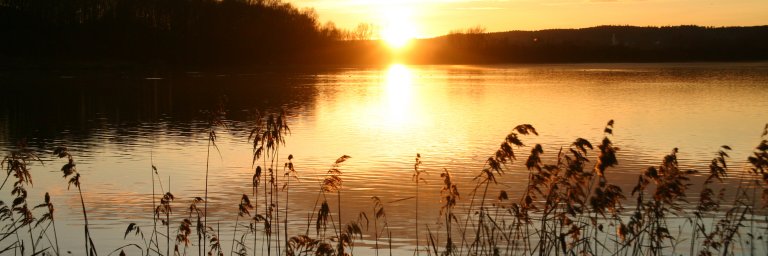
[292,0,768,37]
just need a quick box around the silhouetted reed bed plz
[2,117,767,256]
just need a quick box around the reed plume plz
[54,146,98,256]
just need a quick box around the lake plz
[1,62,767,255]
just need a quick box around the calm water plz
[1,62,767,254]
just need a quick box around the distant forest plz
[0,0,348,66]
[1,0,767,67]
[407,25,768,64]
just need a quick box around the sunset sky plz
[292,0,768,38]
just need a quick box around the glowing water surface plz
[1,63,767,255]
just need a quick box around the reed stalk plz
[412,153,424,255]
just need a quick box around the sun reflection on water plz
[383,64,414,127]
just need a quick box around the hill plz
[402,25,768,63]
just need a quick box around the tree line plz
[404,25,768,63]
[0,0,365,66]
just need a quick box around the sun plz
[381,22,415,48]
[380,8,417,49]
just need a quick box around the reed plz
[324,155,351,255]
[231,194,253,256]
[203,98,227,255]
[158,191,175,256]
[151,157,161,256]
[34,192,60,256]
[249,110,291,256]
[54,146,98,256]
[369,196,392,256]
[283,154,299,254]
[1,141,48,255]
[412,153,425,255]
[437,168,460,255]
[689,145,730,255]
[458,124,537,255]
